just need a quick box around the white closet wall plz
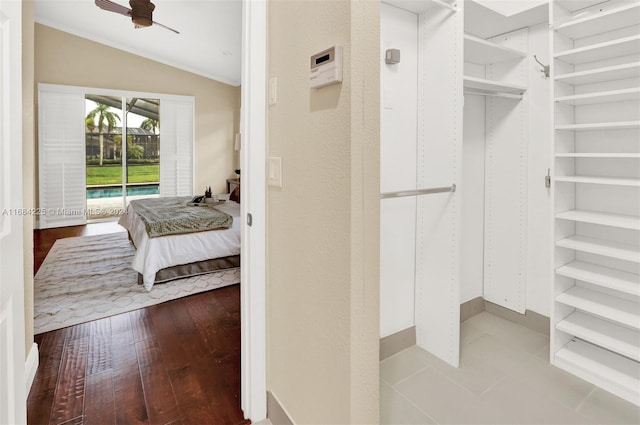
[527,22,553,316]
[380,0,463,367]
[415,0,463,367]
[550,0,640,406]
[380,3,418,338]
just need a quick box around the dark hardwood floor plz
[29,222,248,425]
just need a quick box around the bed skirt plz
[138,255,241,285]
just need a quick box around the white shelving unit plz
[555,62,640,86]
[554,175,640,186]
[463,33,527,98]
[555,210,640,230]
[555,35,640,64]
[464,34,527,64]
[556,153,640,158]
[463,76,526,94]
[553,2,640,39]
[555,121,640,131]
[555,88,640,106]
[551,0,640,407]
[556,235,640,263]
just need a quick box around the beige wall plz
[267,1,380,423]
[23,1,35,357]
[34,24,240,196]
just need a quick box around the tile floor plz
[381,312,640,425]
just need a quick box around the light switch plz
[268,156,283,188]
[269,77,277,105]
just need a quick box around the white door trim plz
[240,0,267,421]
[0,0,27,422]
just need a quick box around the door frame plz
[0,0,27,423]
[239,0,267,421]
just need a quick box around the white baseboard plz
[25,342,39,393]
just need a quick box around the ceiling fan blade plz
[95,0,131,17]
[152,20,180,34]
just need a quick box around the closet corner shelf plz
[555,261,640,296]
[556,235,640,263]
[555,153,640,158]
[554,35,640,65]
[554,340,640,406]
[554,62,640,86]
[553,3,640,39]
[555,121,640,131]
[556,311,640,362]
[555,88,640,106]
[555,210,640,230]
[554,175,640,187]
[463,76,526,95]
[463,34,526,65]
[383,0,456,13]
[555,286,640,329]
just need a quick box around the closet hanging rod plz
[380,184,456,200]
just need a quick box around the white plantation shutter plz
[160,99,194,197]
[38,88,87,229]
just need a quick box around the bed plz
[118,194,241,291]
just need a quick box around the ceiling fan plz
[95,0,180,34]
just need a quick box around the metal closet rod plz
[380,184,456,199]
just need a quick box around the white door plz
[0,0,27,424]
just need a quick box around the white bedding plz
[118,196,241,290]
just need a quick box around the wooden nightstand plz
[226,178,240,193]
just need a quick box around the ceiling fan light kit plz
[95,0,179,34]
[129,0,154,27]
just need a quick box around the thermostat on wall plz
[310,46,343,89]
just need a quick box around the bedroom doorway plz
[85,95,161,220]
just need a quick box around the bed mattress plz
[118,196,241,290]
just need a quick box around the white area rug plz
[34,232,240,334]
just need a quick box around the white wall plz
[380,3,418,338]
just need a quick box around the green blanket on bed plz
[129,197,233,238]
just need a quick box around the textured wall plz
[267,0,379,423]
[34,24,240,196]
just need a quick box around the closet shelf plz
[555,121,640,131]
[553,3,640,39]
[463,34,527,65]
[556,153,640,158]
[555,62,640,86]
[463,76,526,95]
[556,286,640,329]
[554,339,640,406]
[556,235,640,263]
[555,88,640,106]
[556,261,640,296]
[555,175,640,187]
[383,0,456,13]
[555,0,609,13]
[555,210,640,230]
[554,35,640,65]
[556,311,640,362]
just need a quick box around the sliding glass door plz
[38,83,193,229]
[85,95,161,220]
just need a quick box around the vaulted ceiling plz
[35,0,242,86]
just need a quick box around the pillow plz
[230,184,240,203]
